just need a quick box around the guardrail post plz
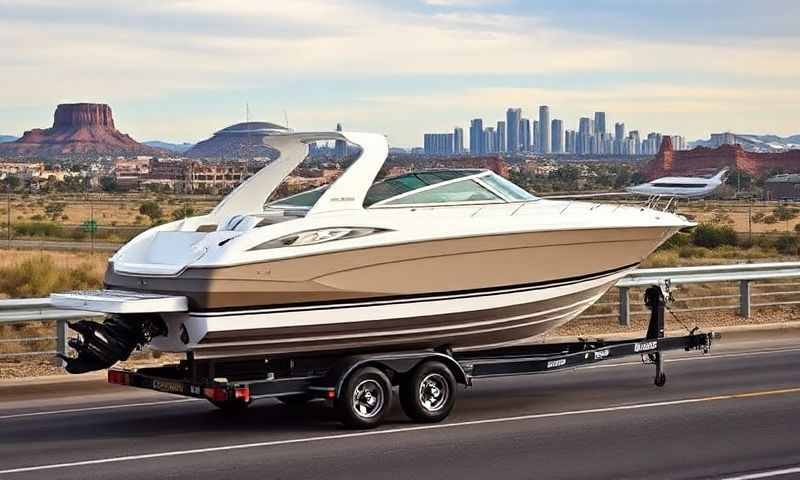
[739,280,751,318]
[618,286,630,326]
[56,319,68,366]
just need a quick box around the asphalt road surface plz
[1,333,800,480]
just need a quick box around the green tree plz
[139,200,163,223]
[99,176,118,193]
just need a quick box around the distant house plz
[764,174,800,201]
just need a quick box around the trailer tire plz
[336,366,392,429]
[399,361,456,423]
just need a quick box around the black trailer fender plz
[315,351,469,398]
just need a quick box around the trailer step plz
[50,289,188,314]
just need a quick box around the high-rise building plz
[423,133,454,155]
[520,118,531,152]
[469,118,484,154]
[551,119,563,154]
[538,106,551,154]
[594,112,606,137]
[496,121,506,152]
[614,122,625,155]
[532,121,540,153]
[506,108,521,152]
[578,117,591,155]
[454,127,464,154]
[565,130,577,154]
[335,123,347,158]
[629,130,641,155]
[484,127,496,153]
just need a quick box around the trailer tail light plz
[234,387,250,403]
[107,370,129,385]
[203,387,228,402]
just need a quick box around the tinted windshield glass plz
[364,170,481,207]
[480,173,537,201]
[384,179,500,205]
[269,186,327,209]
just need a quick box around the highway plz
[1,334,799,480]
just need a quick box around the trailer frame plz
[107,284,717,428]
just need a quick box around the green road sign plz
[81,220,97,233]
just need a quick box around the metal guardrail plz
[1,261,799,360]
[0,299,103,361]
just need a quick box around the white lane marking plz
[3,346,799,420]
[720,466,800,479]
[2,387,799,475]
[0,398,199,420]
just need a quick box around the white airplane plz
[626,168,729,198]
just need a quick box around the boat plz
[52,127,693,373]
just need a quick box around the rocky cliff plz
[643,137,800,179]
[0,103,164,159]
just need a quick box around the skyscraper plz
[506,108,521,153]
[551,119,563,154]
[532,121,540,153]
[578,117,591,155]
[614,122,625,155]
[538,106,551,154]
[496,121,506,152]
[469,118,484,154]
[484,127,496,153]
[594,112,606,137]
[520,118,531,152]
[454,127,464,154]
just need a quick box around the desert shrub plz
[773,205,799,222]
[13,222,63,238]
[774,234,800,256]
[763,215,778,224]
[30,214,44,221]
[139,201,162,223]
[658,232,690,251]
[691,223,737,249]
[171,205,195,221]
[0,255,102,298]
[795,224,800,233]
[751,212,765,223]
[679,246,709,258]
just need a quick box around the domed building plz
[186,122,290,159]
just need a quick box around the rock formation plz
[643,137,800,179]
[0,103,164,158]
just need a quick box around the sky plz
[1,0,799,147]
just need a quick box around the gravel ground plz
[1,306,798,379]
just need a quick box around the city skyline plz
[1,1,799,146]
[422,105,687,155]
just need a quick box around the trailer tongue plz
[101,284,717,428]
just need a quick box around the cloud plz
[0,0,798,143]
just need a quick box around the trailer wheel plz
[654,372,667,387]
[209,398,250,412]
[336,366,392,429]
[277,394,311,406]
[400,361,456,423]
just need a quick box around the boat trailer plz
[106,283,717,428]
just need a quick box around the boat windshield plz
[268,186,328,209]
[267,169,537,211]
[363,170,481,207]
